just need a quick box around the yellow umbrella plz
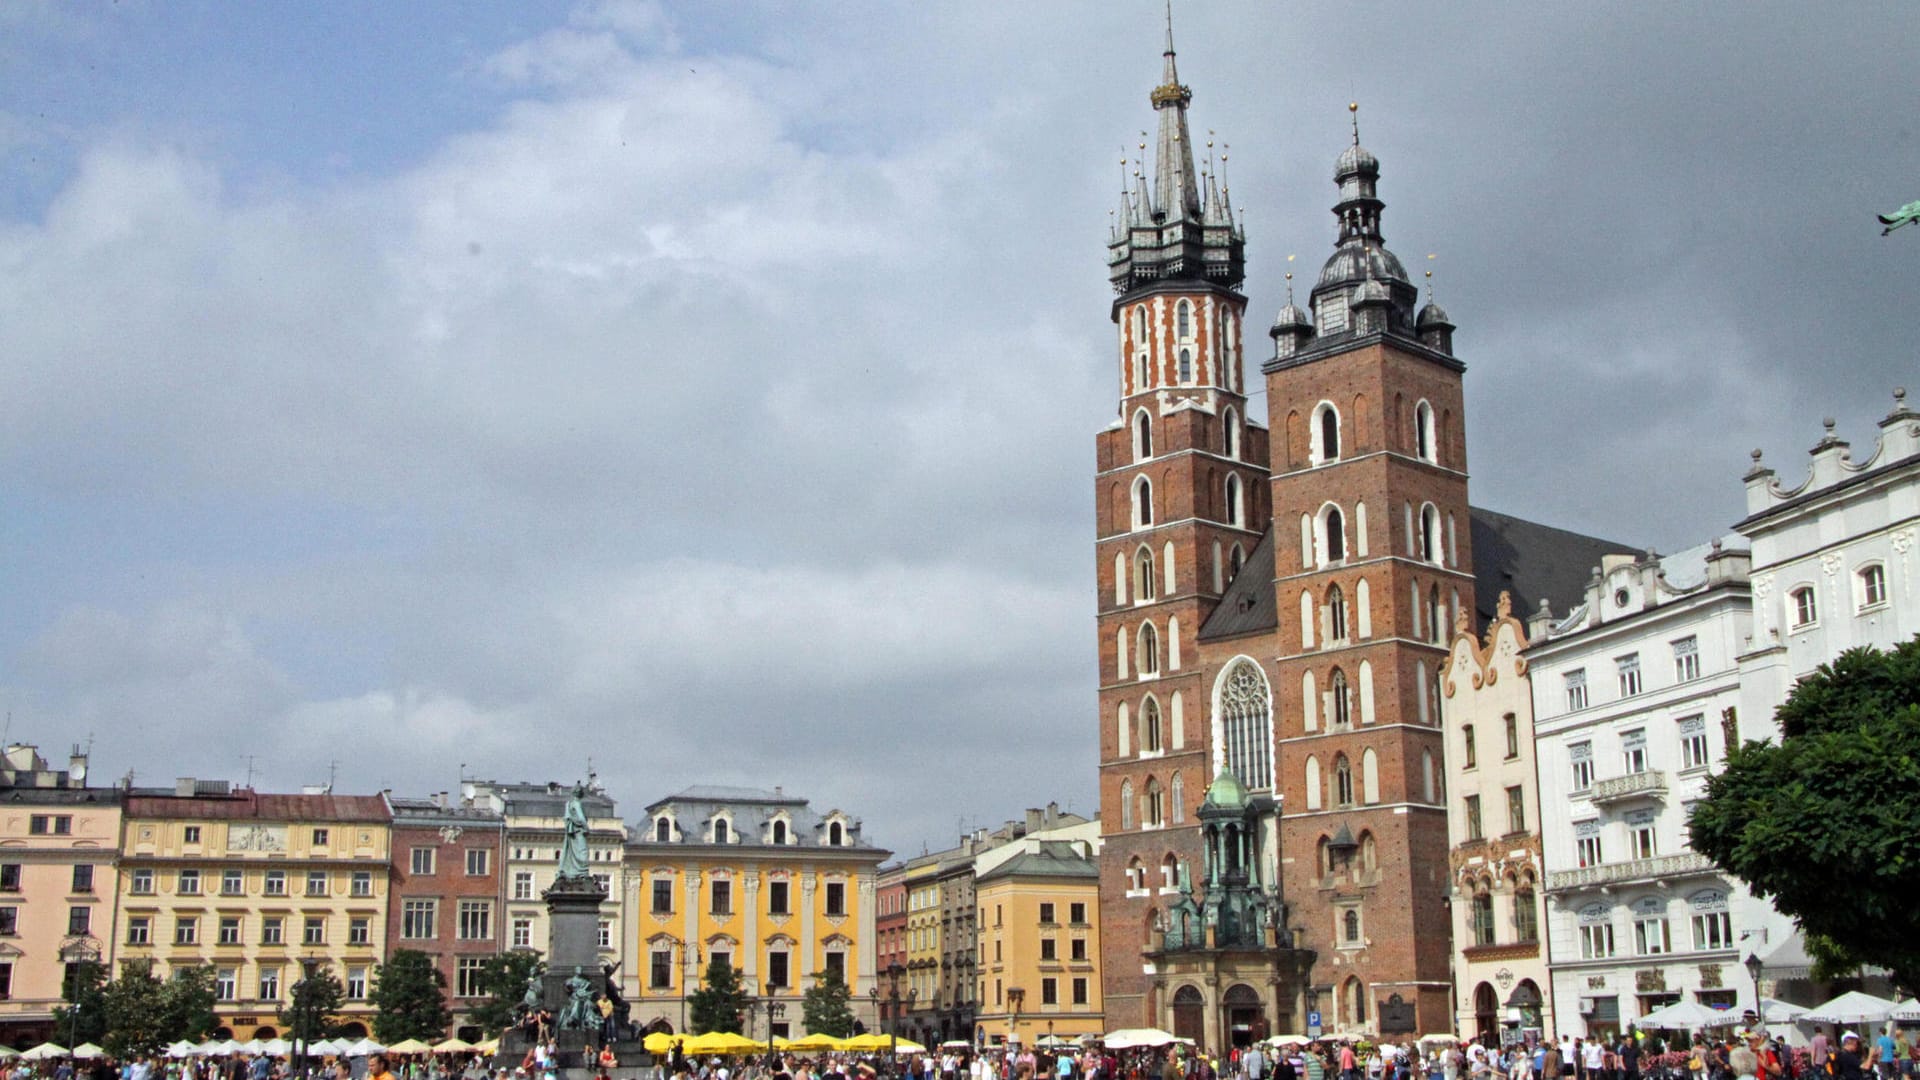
[643,1033,680,1054]
[782,1034,846,1052]
[386,1040,433,1055]
[891,1040,929,1055]
[683,1031,764,1055]
[840,1033,898,1052]
[431,1039,474,1054]
[474,1040,500,1056]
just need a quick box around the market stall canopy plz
[1890,999,1920,1022]
[1637,1001,1741,1030]
[780,1033,845,1052]
[891,1040,929,1055]
[0,1048,19,1061]
[1269,1036,1312,1047]
[21,1045,70,1061]
[941,1041,972,1050]
[1805,991,1896,1024]
[474,1040,500,1056]
[72,1045,106,1060]
[431,1039,474,1054]
[1418,1035,1460,1045]
[386,1040,434,1055]
[1760,1000,1808,1022]
[344,1039,387,1057]
[261,1040,291,1057]
[642,1033,681,1054]
[682,1031,764,1055]
[1103,1029,1179,1049]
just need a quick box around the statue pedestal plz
[495,875,654,1079]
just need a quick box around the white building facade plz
[1733,391,1920,992]
[1527,540,1785,1038]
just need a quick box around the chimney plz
[176,778,198,797]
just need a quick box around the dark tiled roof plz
[1468,507,1636,627]
[1197,528,1277,640]
[976,841,1098,884]
[0,786,121,806]
[1195,508,1634,641]
[125,790,391,823]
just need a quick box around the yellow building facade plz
[902,858,942,1009]
[115,784,392,1038]
[973,836,1104,1047]
[627,787,887,1038]
[0,746,118,1047]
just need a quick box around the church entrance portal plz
[1172,986,1205,1044]
[1224,984,1266,1049]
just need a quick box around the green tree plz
[98,960,171,1059]
[801,967,855,1038]
[372,949,454,1043]
[1689,638,1920,988]
[54,959,109,1047]
[467,952,545,1036]
[687,957,748,1035]
[160,965,220,1045]
[282,966,349,1050]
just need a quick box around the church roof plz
[1197,507,1635,642]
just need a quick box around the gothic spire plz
[1150,5,1202,223]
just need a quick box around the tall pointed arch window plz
[1329,668,1352,729]
[1178,348,1193,384]
[1225,474,1243,528]
[1215,660,1273,791]
[1420,504,1442,565]
[1137,622,1160,676]
[1132,476,1153,529]
[1334,755,1355,808]
[1426,586,1442,643]
[1134,410,1153,461]
[1134,547,1157,602]
[1176,300,1192,338]
[1315,403,1341,463]
[1327,584,1348,641]
[1224,408,1241,459]
[1320,505,1347,565]
[1120,780,1135,829]
[1170,774,1186,824]
[1141,696,1163,753]
[1415,400,1436,462]
[1144,779,1164,827]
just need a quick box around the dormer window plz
[1318,292,1348,334]
[654,818,671,843]
[771,820,788,845]
[827,821,844,847]
[713,818,730,844]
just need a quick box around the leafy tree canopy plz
[467,952,545,1036]
[801,967,855,1038]
[372,949,453,1043]
[687,957,748,1035]
[282,966,350,1046]
[54,960,109,1047]
[1689,638,1920,988]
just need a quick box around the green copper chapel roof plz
[1201,768,1249,810]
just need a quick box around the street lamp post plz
[1744,953,1765,1032]
[292,956,322,1076]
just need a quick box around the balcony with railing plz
[1547,851,1716,893]
[1589,770,1668,806]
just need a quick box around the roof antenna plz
[244,754,257,788]
[328,759,339,794]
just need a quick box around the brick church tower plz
[1261,107,1467,1034]
[1094,26,1270,1031]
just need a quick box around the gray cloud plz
[1,2,1915,852]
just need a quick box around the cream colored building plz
[0,746,118,1047]
[1441,594,1555,1043]
[115,783,392,1038]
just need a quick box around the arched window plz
[1302,670,1318,732]
[1343,909,1361,943]
[1317,836,1333,877]
[1132,306,1151,391]
[1133,476,1154,529]
[771,820,788,845]
[1304,755,1323,810]
[1215,659,1273,791]
[1120,780,1135,829]
[1224,408,1240,459]
[1859,563,1889,609]
[1224,474,1242,527]
[1141,696,1163,753]
[1431,662,1446,725]
[828,822,844,846]
[1230,543,1245,577]
[1134,410,1153,460]
[1300,590,1316,650]
[1330,668,1351,729]
[714,818,730,844]
[1116,702,1131,757]
[1315,403,1341,464]
[1791,586,1818,628]
[1334,755,1355,807]
[1135,547,1157,602]
[1356,578,1372,638]
[1144,779,1163,827]
[1137,622,1160,675]
[1358,660,1375,724]
[655,818,672,843]
[1170,773,1186,824]
[1170,692,1184,749]
[1420,504,1441,564]
[1415,400,1436,462]
[1176,299,1192,339]
[1343,977,1367,1025]
[1360,831,1378,872]
[1160,853,1179,891]
[1320,504,1347,565]
[1163,541,1177,596]
[1361,748,1380,804]
[1426,586,1442,643]
[1421,749,1436,803]
[1178,347,1193,384]
[1327,584,1348,641]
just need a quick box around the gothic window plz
[1141,696,1163,753]
[1426,586,1442,643]
[1133,476,1153,528]
[1421,749,1436,802]
[1431,661,1446,724]
[1361,747,1380,804]
[1415,400,1436,462]
[1134,409,1153,460]
[1137,622,1160,675]
[1314,403,1341,464]
[1144,779,1163,827]
[1224,408,1240,459]
[1327,584,1348,641]
[1179,347,1193,384]
[1116,702,1131,756]
[1343,977,1367,1025]
[1334,755,1355,808]
[1329,668,1351,729]
[1216,659,1273,791]
[1135,547,1157,602]
[1304,755,1322,810]
[1230,543,1245,577]
[1420,504,1442,564]
[1176,300,1192,339]
[1170,774,1186,825]
[1343,909,1361,943]
[1132,306,1151,390]
[1224,474,1242,527]
[1120,781,1135,829]
[1359,831,1377,873]
[1320,504,1347,565]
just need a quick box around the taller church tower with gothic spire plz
[1097,30,1485,1040]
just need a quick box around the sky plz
[2,1,1916,857]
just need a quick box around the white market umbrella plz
[1636,1000,1739,1030]
[1103,1029,1179,1050]
[1760,999,1809,1022]
[306,1040,342,1056]
[72,1045,106,1061]
[166,1042,197,1059]
[21,1045,70,1061]
[261,1039,292,1056]
[345,1038,387,1057]
[1890,999,1920,1022]
[1805,991,1896,1025]
[238,1040,265,1055]
[0,1048,20,1061]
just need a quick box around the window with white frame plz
[1570,742,1594,791]
[1672,635,1700,682]
[215,968,237,1001]
[1578,904,1616,959]
[1632,899,1671,955]
[1627,811,1657,860]
[1791,586,1818,628]
[1622,729,1649,774]
[514,871,534,900]
[1574,820,1602,868]
[1678,715,1710,770]
[512,918,532,949]
[1859,564,1888,610]
[259,967,281,1002]
[1616,653,1642,696]
[1565,669,1588,710]
[1689,890,1733,950]
[1218,659,1273,791]
[458,900,492,941]
[347,967,369,1000]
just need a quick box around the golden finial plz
[1349,101,1360,145]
